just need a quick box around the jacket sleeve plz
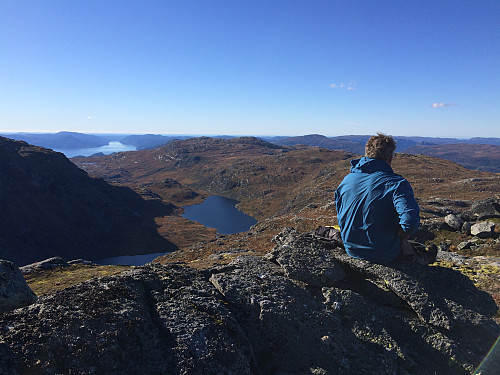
[392,179,420,235]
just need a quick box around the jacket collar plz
[350,156,394,174]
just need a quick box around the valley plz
[72,136,500,258]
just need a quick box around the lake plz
[95,195,257,266]
[182,195,258,234]
[94,252,167,267]
[54,141,137,158]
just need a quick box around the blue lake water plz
[54,141,137,158]
[94,252,167,267]
[182,195,258,235]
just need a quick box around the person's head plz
[365,133,396,163]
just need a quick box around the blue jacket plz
[334,157,420,263]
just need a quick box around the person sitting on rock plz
[334,133,437,265]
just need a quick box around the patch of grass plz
[24,264,130,296]
[431,229,468,245]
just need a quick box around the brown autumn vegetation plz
[72,136,500,256]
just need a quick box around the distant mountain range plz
[2,131,500,172]
[1,131,110,149]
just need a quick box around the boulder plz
[0,260,37,313]
[444,214,463,231]
[0,233,498,375]
[465,197,500,220]
[461,221,472,235]
[471,221,496,239]
[19,256,68,275]
[266,234,346,286]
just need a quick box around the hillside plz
[405,143,500,173]
[0,137,176,266]
[264,135,500,172]
[71,136,500,254]
[73,137,500,219]
[267,134,365,154]
[119,134,192,150]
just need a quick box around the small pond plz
[94,252,167,267]
[182,195,258,235]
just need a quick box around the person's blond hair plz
[365,133,396,162]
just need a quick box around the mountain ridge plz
[4,131,500,172]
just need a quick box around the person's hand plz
[398,227,410,241]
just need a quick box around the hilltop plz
[266,134,500,173]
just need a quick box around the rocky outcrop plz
[1,232,498,374]
[0,136,176,266]
[444,213,463,231]
[0,264,256,375]
[0,260,37,313]
[471,221,497,239]
[464,197,500,220]
[19,257,96,275]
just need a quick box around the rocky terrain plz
[0,136,176,266]
[404,143,500,173]
[0,230,498,374]
[71,136,500,249]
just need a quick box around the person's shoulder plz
[380,172,411,188]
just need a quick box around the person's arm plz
[393,179,420,236]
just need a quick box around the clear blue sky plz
[1,1,499,137]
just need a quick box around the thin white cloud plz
[431,102,456,108]
[330,81,356,90]
[87,116,93,119]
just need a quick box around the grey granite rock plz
[19,256,68,275]
[465,197,500,220]
[0,233,498,375]
[0,260,37,313]
[471,221,496,239]
[444,214,463,231]
[0,264,255,375]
